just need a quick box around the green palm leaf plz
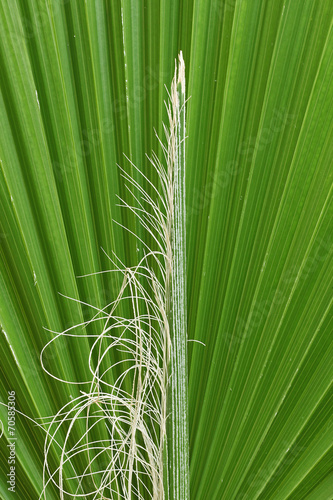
[0,1,332,499]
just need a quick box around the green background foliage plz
[0,1,332,498]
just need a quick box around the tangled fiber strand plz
[38,53,185,499]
